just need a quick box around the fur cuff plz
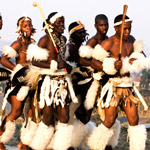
[120,57,130,75]
[50,60,58,71]
[88,124,114,150]
[128,125,147,150]
[2,46,18,58]
[0,121,16,143]
[103,58,117,75]
[30,122,54,150]
[92,44,109,61]
[27,44,49,61]
[133,40,143,52]
[53,122,73,150]
[79,45,94,58]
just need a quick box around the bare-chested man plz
[26,12,77,150]
[0,16,35,150]
[88,14,147,150]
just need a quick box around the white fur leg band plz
[103,58,117,75]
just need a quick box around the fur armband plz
[92,44,109,61]
[50,60,58,71]
[133,40,143,52]
[103,58,117,75]
[79,45,94,58]
[2,46,18,58]
[120,57,131,75]
[27,44,49,61]
[129,52,145,59]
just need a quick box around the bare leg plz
[122,101,139,126]
[103,106,118,128]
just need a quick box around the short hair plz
[95,14,108,24]
[114,14,130,24]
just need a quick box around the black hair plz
[43,12,58,27]
[114,14,130,23]
[68,21,79,32]
[95,14,108,24]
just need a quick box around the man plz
[26,12,77,150]
[88,14,147,150]
[65,21,96,149]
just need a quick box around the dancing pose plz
[0,16,35,150]
[26,12,77,150]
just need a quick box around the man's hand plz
[129,58,136,64]
[114,60,122,70]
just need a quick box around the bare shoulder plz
[101,36,114,51]
[86,36,97,48]
[10,39,22,51]
[38,34,49,48]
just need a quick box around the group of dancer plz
[0,8,149,150]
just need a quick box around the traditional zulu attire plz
[24,31,78,150]
[0,45,32,145]
[88,40,148,150]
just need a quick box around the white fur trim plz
[65,75,78,103]
[21,121,38,145]
[2,46,18,58]
[92,44,109,61]
[80,121,96,149]
[53,122,73,150]
[50,60,58,71]
[84,79,100,110]
[79,45,94,58]
[129,52,145,59]
[133,40,143,53]
[50,12,64,24]
[103,58,117,75]
[66,61,77,69]
[120,57,130,75]
[88,123,114,150]
[108,120,121,147]
[10,64,23,81]
[30,122,54,150]
[17,86,30,101]
[71,120,87,148]
[27,44,49,61]
[128,125,147,150]
[0,121,16,143]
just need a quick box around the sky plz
[0,0,150,55]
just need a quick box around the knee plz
[128,115,139,126]
[104,115,116,128]
[60,115,69,123]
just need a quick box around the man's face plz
[72,28,86,43]
[95,19,109,35]
[52,16,65,34]
[21,20,33,37]
[0,17,3,30]
[116,21,132,40]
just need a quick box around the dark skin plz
[93,21,140,128]
[86,19,109,70]
[32,16,70,126]
[0,20,34,150]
